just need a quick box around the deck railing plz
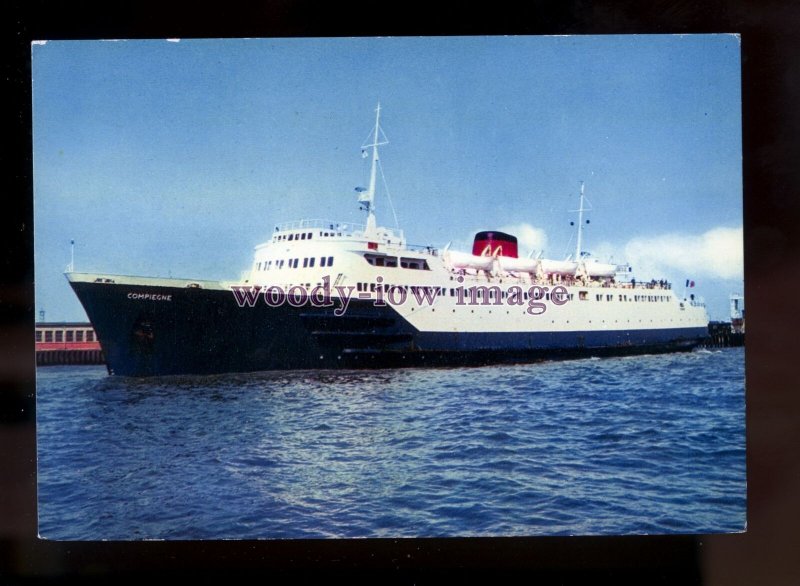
[274,219,405,242]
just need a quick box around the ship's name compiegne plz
[127,292,173,302]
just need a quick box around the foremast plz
[358,103,388,237]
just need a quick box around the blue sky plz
[33,35,742,321]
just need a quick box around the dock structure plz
[35,322,105,366]
[704,321,745,348]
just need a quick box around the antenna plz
[66,239,75,272]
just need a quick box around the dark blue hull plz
[69,281,708,377]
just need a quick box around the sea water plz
[36,348,746,540]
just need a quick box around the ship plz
[66,104,709,377]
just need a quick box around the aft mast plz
[573,181,590,262]
[359,103,388,237]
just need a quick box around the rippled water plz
[37,348,746,540]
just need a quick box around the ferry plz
[67,105,709,376]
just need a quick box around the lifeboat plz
[498,256,539,273]
[446,250,494,271]
[540,258,578,275]
[583,260,617,278]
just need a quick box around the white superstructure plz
[242,104,708,337]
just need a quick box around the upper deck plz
[256,218,408,251]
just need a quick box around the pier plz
[703,321,745,348]
[35,322,105,366]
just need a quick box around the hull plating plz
[70,280,707,377]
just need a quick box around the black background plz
[3,1,799,583]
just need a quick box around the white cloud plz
[624,226,743,281]
[584,241,619,263]
[498,223,548,255]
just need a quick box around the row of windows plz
[36,329,95,343]
[446,288,573,302]
[356,283,446,295]
[276,231,313,242]
[591,293,670,302]
[364,254,429,270]
[274,230,345,243]
[256,256,335,271]
[352,284,573,303]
